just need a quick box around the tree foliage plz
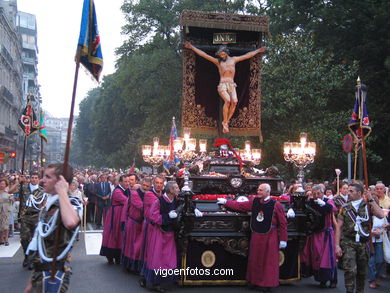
[261,32,358,180]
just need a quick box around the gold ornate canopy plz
[180,10,269,138]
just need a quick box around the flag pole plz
[51,58,80,280]
[40,136,44,178]
[63,59,80,175]
[21,135,27,175]
[361,131,369,189]
[18,135,27,222]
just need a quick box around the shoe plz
[23,257,29,268]
[107,257,114,265]
[0,242,4,245]
[369,281,376,289]
[375,278,381,286]
[153,285,166,293]
[4,242,9,246]
[114,258,120,265]
[319,282,327,288]
[139,278,146,288]
[329,280,337,288]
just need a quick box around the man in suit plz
[84,174,97,224]
[95,174,111,229]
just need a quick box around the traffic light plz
[9,151,16,158]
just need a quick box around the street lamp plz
[283,132,316,183]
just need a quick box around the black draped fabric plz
[194,55,250,121]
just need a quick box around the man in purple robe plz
[121,177,152,271]
[141,181,180,293]
[139,175,166,286]
[300,184,338,288]
[217,183,287,293]
[100,174,130,264]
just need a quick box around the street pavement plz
[1,232,389,293]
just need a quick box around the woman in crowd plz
[69,179,86,202]
[0,178,13,246]
[368,197,388,288]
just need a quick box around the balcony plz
[5,126,18,139]
[0,45,14,66]
[0,86,14,103]
[23,72,36,80]
[22,42,36,51]
[22,56,36,65]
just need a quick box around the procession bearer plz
[335,183,384,293]
[217,183,287,292]
[25,163,82,293]
[11,172,46,269]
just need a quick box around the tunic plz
[301,198,337,282]
[142,194,178,284]
[225,197,287,287]
[121,188,145,271]
[100,186,128,259]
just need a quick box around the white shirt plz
[371,216,386,243]
[351,198,363,211]
[29,183,39,192]
[340,193,348,202]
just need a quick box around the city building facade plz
[46,117,76,164]
[17,10,42,172]
[0,0,23,171]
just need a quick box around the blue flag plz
[163,118,181,173]
[348,82,372,140]
[77,0,103,81]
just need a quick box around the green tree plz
[267,0,390,183]
[261,32,358,180]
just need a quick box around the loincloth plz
[218,82,237,94]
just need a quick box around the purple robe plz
[121,189,145,271]
[301,198,337,283]
[225,197,287,288]
[140,190,161,271]
[142,194,178,284]
[99,186,128,259]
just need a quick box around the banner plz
[348,82,372,140]
[163,117,180,173]
[76,0,103,81]
[39,111,48,142]
[18,95,39,136]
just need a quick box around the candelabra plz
[283,132,316,183]
[238,140,262,166]
[142,137,167,174]
[173,129,207,191]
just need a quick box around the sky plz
[17,0,126,118]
